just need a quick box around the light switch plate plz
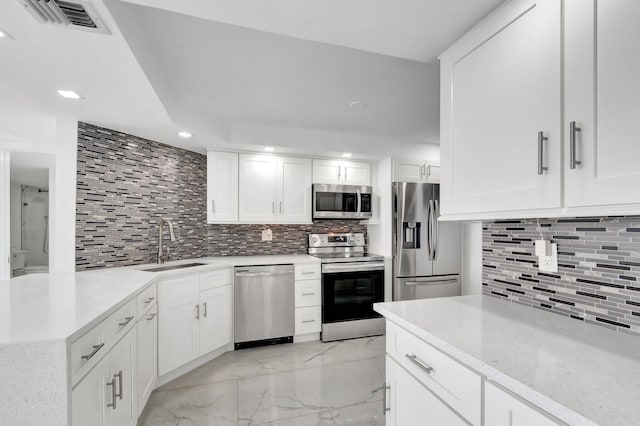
[261,229,273,241]
[538,242,558,273]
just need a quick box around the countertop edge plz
[374,303,599,426]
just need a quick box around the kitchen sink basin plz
[142,262,208,273]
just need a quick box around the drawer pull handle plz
[383,384,391,414]
[302,319,316,323]
[106,377,117,410]
[144,297,155,305]
[302,271,315,275]
[203,302,208,318]
[81,343,105,361]
[114,370,124,400]
[146,313,157,321]
[406,354,434,375]
[302,292,316,296]
[118,316,134,328]
[195,304,200,320]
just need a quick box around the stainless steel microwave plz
[312,184,373,219]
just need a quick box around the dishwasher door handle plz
[235,271,294,278]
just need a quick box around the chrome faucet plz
[157,218,176,264]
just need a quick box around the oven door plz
[313,184,373,219]
[321,262,385,324]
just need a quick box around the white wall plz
[50,118,77,273]
[9,183,21,250]
[462,222,483,295]
[0,151,9,279]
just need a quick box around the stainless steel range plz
[308,233,385,342]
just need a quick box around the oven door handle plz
[322,262,385,273]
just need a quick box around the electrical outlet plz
[538,242,558,273]
[261,228,273,241]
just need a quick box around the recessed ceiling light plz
[342,153,352,158]
[57,89,82,99]
[348,101,367,109]
[178,131,192,138]
[264,146,275,152]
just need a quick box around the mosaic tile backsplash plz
[76,122,366,269]
[483,217,640,336]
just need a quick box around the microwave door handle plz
[357,189,361,213]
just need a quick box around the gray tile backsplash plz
[76,122,366,269]
[483,217,640,336]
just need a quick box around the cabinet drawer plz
[295,263,321,281]
[70,322,105,384]
[136,283,157,318]
[103,299,136,348]
[200,268,232,291]
[295,280,321,307]
[295,306,321,334]
[158,275,200,300]
[386,321,482,425]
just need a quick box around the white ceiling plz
[0,0,504,158]
[121,0,504,63]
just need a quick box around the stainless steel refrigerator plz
[392,182,462,301]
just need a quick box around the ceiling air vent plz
[18,0,110,35]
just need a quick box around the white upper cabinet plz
[312,159,371,185]
[239,154,312,223]
[393,157,440,183]
[239,154,278,222]
[440,0,562,218]
[564,0,640,210]
[207,151,238,223]
[277,156,312,223]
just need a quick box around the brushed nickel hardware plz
[203,302,208,318]
[157,218,176,264]
[118,316,134,328]
[107,378,117,409]
[301,271,315,275]
[211,199,215,213]
[338,166,341,180]
[406,354,434,375]
[144,297,154,305]
[114,370,123,400]
[195,304,200,320]
[146,313,157,321]
[279,201,283,214]
[302,319,316,323]
[81,343,104,361]
[538,131,549,175]
[272,201,275,214]
[301,292,316,296]
[570,121,582,169]
[383,384,391,414]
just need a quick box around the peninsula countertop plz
[374,295,640,426]
[0,254,320,345]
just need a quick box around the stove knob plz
[312,237,319,244]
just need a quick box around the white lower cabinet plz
[158,270,233,376]
[136,305,157,415]
[199,285,232,355]
[485,382,562,426]
[72,327,137,426]
[385,355,466,426]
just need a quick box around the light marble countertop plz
[374,295,640,426]
[0,254,320,345]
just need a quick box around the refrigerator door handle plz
[427,200,434,261]
[433,200,440,260]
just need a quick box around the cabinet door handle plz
[144,297,155,305]
[338,165,342,180]
[81,343,104,361]
[570,121,582,169]
[405,354,434,375]
[302,292,316,296]
[211,199,215,213]
[272,201,275,214]
[195,304,200,320]
[301,271,315,275]
[107,377,117,410]
[203,302,208,318]
[118,316,134,328]
[382,384,391,414]
[279,201,283,214]
[538,131,549,175]
[302,319,316,323]
[114,370,123,400]
[146,312,157,321]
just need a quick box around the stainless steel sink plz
[142,262,207,273]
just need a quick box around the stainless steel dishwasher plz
[234,264,295,349]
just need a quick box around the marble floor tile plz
[252,411,336,425]
[138,379,237,425]
[161,343,307,391]
[295,336,385,367]
[331,401,385,426]
[237,359,384,425]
